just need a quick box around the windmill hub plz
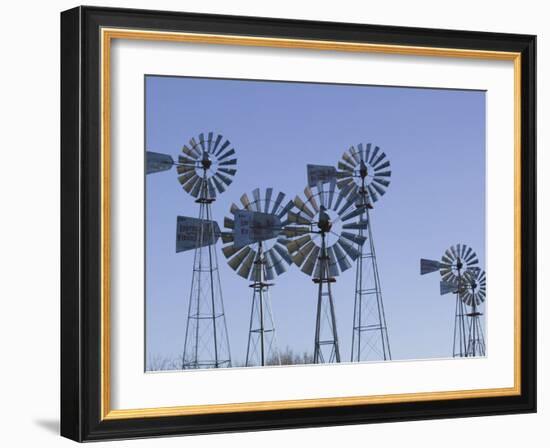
[200,153,212,170]
[359,160,368,179]
[456,258,463,270]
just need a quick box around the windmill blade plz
[211,176,225,194]
[175,216,220,253]
[301,245,320,276]
[333,182,355,211]
[327,178,337,209]
[222,244,240,258]
[367,185,379,203]
[288,211,312,225]
[218,167,237,177]
[263,252,277,281]
[340,205,366,222]
[333,242,352,272]
[252,188,262,211]
[420,258,442,275]
[271,191,285,215]
[373,177,390,188]
[189,138,202,157]
[211,134,223,154]
[342,152,357,167]
[182,175,200,193]
[274,241,293,265]
[266,248,287,277]
[223,216,234,230]
[176,164,195,175]
[214,172,233,186]
[327,246,340,277]
[277,199,295,224]
[369,146,381,164]
[374,170,391,178]
[338,237,360,261]
[207,178,217,199]
[227,246,252,271]
[338,161,354,173]
[206,131,214,152]
[294,195,315,218]
[364,143,372,162]
[307,164,337,187]
[190,177,203,198]
[372,151,386,168]
[264,188,273,213]
[341,231,367,247]
[286,235,312,254]
[178,170,197,186]
[342,220,368,230]
[304,187,320,212]
[237,249,256,279]
[357,143,365,162]
[317,181,326,208]
[282,226,310,238]
[219,158,237,166]
[146,151,174,174]
[182,145,199,159]
[374,161,390,172]
[240,193,251,210]
[218,148,236,161]
[215,139,231,157]
[198,133,207,152]
[292,240,315,267]
[349,146,361,164]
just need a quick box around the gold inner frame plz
[100,27,522,420]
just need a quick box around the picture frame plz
[60,5,536,442]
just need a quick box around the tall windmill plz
[148,132,238,369]
[285,178,366,364]
[337,143,392,362]
[420,244,479,357]
[461,267,486,357]
[221,188,294,367]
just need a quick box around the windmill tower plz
[168,132,238,369]
[337,143,392,362]
[221,188,294,367]
[461,267,486,357]
[420,244,479,357]
[285,178,366,364]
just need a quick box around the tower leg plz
[351,199,391,362]
[245,245,280,367]
[182,198,231,369]
[313,237,341,364]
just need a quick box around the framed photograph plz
[60,6,536,442]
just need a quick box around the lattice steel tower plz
[421,244,479,357]
[286,177,366,364]
[173,132,237,369]
[461,267,486,357]
[222,188,294,366]
[337,144,391,362]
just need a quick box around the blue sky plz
[145,75,486,369]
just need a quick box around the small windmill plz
[147,132,237,369]
[420,244,479,357]
[285,176,366,364]
[461,267,486,357]
[337,143,392,362]
[221,188,294,367]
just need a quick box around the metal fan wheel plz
[176,132,237,199]
[222,188,293,281]
[286,183,367,278]
[439,243,479,285]
[460,269,486,306]
[337,143,391,204]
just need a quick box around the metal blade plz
[341,231,366,246]
[327,246,340,277]
[264,252,277,280]
[338,161,354,172]
[357,143,365,162]
[277,199,295,220]
[286,235,312,254]
[271,192,285,215]
[338,237,360,260]
[301,245,320,276]
[274,242,293,265]
[228,246,252,271]
[369,145,380,164]
[367,185,379,203]
[216,139,230,157]
[340,205,366,222]
[342,152,357,167]
[333,242,352,272]
[327,178,337,209]
[212,134,223,154]
[267,248,287,276]
[237,250,256,279]
[374,161,390,172]
[349,146,361,164]
[240,193,251,210]
[182,145,199,159]
[317,182,326,208]
[182,175,200,193]
[420,258,442,275]
[373,177,390,188]
[212,176,225,194]
[221,232,234,244]
[304,187,319,212]
[198,133,207,152]
[217,148,235,161]
[176,164,194,175]
[224,217,234,230]
[178,171,196,186]
[206,131,213,153]
[219,158,237,166]
[222,244,240,258]
[218,168,236,176]
[343,219,368,230]
[252,188,262,212]
[264,188,273,213]
[190,178,203,198]
[207,178,217,199]
[294,195,315,218]
[292,240,315,267]
[372,182,386,197]
[372,151,386,168]
[214,172,233,187]
[189,138,202,157]
[288,211,311,225]
[282,226,310,237]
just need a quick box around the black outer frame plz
[60,5,536,442]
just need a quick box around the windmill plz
[420,244,479,357]
[336,143,392,362]
[461,267,486,357]
[285,176,367,364]
[147,132,237,369]
[221,188,294,367]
